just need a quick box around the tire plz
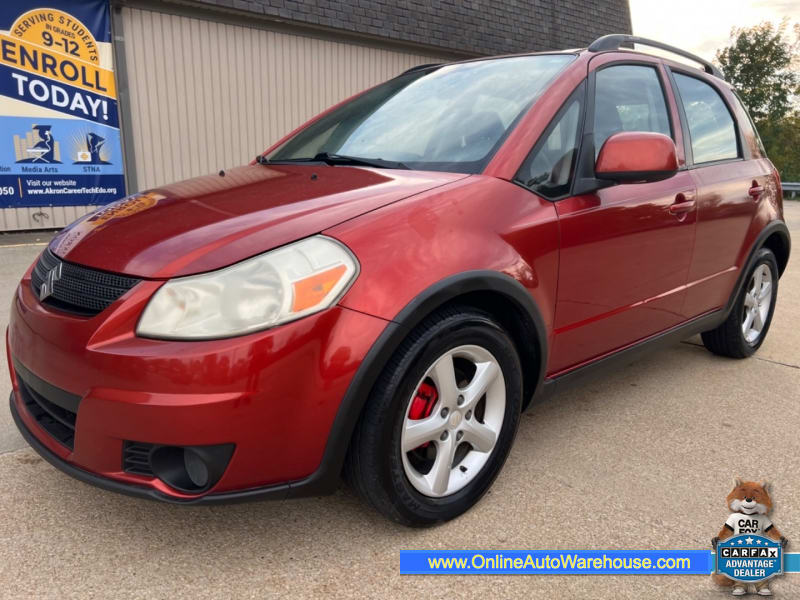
[344,305,523,526]
[701,247,779,358]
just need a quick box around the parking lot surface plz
[0,204,798,599]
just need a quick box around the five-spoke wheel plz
[742,263,772,344]
[345,307,523,525]
[702,247,779,358]
[401,345,505,497]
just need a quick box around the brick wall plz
[190,0,632,56]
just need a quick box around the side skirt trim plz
[535,309,724,401]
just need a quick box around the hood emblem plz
[39,262,63,301]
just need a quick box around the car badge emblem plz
[39,262,63,301]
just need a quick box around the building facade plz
[2,0,631,230]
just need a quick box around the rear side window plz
[673,73,738,164]
[593,65,671,157]
[515,87,583,199]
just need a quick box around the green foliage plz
[760,115,800,181]
[716,20,799,123]
[716,20,799,181]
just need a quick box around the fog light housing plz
[184,449,209,488]
[145,443,234,494]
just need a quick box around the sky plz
[629,0,799,63]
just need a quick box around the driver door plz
[548,60,697,374]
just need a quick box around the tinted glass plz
[267,55,575,174]
[594,65,671,156]
[731,92,765,156]
[516,91,582,198]
[673,73,738,164]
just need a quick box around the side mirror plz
[595,132,678,183]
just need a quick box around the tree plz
[760,115,800,182]
[716,20,799,124]
[716,21,800,182]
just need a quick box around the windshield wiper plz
[255,155,312,165]
[312,152,409,169]
[256,153,409,169]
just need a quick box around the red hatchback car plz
[7,35,790,525]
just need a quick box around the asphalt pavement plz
[0,204,798,599]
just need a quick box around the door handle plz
[669,191,696,214]
[749,184,764,199]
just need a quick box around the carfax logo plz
[712,478,789,596]
[717,535,782,584]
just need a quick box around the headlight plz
[137,235,358,339]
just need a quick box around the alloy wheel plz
[400,345,506,498]
[742,263,773,344]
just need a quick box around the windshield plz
[266,54,576,174]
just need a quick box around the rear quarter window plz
[730,91,766,157]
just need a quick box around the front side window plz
[593,65,671,157]
[267,55,576,174]
[673,73,738,164]
[515,88,583,199]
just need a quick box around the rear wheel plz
[701,248,778,358]
[345,306,523,526]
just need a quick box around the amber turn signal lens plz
[292,264,348,312]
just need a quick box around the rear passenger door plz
[668,69,767,317]
[546,60,697,374]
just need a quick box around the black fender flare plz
[724,220,791,318]
[285,270,549,498]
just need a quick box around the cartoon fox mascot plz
[712,478,789,596]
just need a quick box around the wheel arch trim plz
[284,270,549,498]
[729,220,790,316]
[757,221,791,277]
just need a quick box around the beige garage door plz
[119,5,449,192]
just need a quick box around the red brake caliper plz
[408,382,438,449]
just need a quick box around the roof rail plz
[400,63,442,75]
[588,34,724,79]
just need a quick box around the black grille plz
[15,362,80,451]
[30,248,141,316]
[123,441,155,477]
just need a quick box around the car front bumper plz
[7,263,389,502]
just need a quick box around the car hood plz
[50,164,468,278]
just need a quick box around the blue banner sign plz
[0,0,126,207]
[401,548,800,576]
[400,550,714,575]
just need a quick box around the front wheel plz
[701,247,779,358]
[345,306,523,526]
